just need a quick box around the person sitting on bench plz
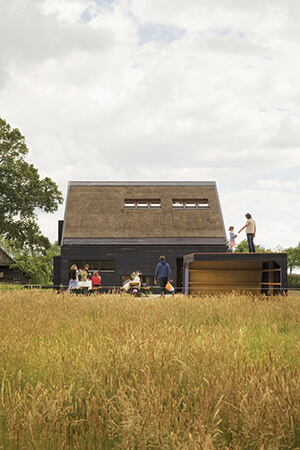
[92,271,101,289]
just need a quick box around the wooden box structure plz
[183,253,288,295]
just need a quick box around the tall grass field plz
[0,290,299,449]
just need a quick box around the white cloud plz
[221,185,300,250]
[1,0,300,247]
[263,118,300,148]
[256,179,300,192]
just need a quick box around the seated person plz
[84,264,92,280]
[122,271,141,293]
[68,264,78,292]
[92,271,101,289]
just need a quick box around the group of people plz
[227,213,257,253]
[68,264,102,292]
[67,213,257,295]
[67,257,175,297]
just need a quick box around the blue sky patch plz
[80,0,115,23]
[138,24,185,45]
[209,27,231,37]
[93,0,115,5]
[80,8,92,23]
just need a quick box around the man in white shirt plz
[238,213,256,253]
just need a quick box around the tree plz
[0,117,63,251]
[284,243,300,274]
[234,239,249,253]
[11,241,61,285]
[235,239,271,253]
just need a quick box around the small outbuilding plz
[0,247,29,285]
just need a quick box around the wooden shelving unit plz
[184,254,287,295]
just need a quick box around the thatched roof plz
[62,181,226,244]
[0,248,12,266]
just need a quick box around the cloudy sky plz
[1,0,300,250]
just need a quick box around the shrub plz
[288,274,300,289]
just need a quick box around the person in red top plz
[92,271,101,289]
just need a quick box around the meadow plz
[0,290,299,449]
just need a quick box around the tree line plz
[235,240,300,275]
[0,117,63,284]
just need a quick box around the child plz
[92,271,101,289]
[227,226,237,253]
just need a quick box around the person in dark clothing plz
[154,255,174,296]
[68,264,78,292]
[84,264,92,280]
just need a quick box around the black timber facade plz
[55,241,227,291]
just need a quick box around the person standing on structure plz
[154,255,173,296]
[238,213,256,253]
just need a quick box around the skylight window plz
[124,199,161,209]
[172,199,210,209]
[124,200,136,208]
[137,201,148,208]
[173,200,184,208]
[149,200,161,209]
[198,200,209,208]
[185,201,197,208]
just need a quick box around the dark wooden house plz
[0,248,29,285]
[54,181,227,289]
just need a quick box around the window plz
[173,200,184,208]
[124,199,161,209]
[198,199,209,208]
[84,260,99,270]
[140,275,151,286]
[13,276,19,283]
[100,260,115,272]
[124,200,135,208]
[185,200,197,208]
[137,200,148,208]
[149,200,161,208]
[69,259,115,272]
[172,199,209,209]
[69,260,84,269]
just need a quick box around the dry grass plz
[0,290,299,449]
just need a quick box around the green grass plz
[0,284,23,290]
[0,290,299,448]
